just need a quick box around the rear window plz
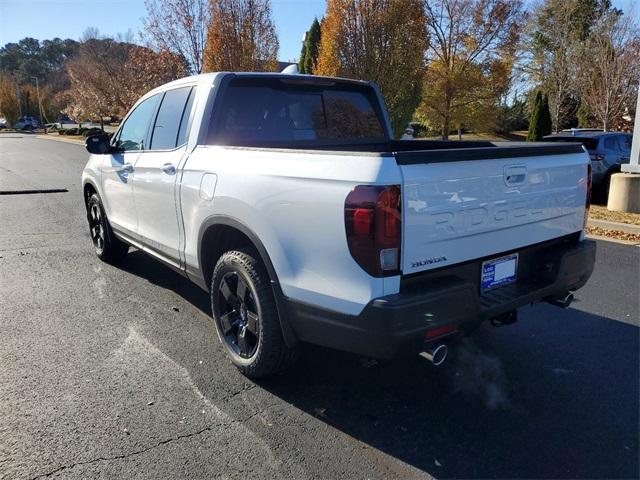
[210,77,387,147]
[150,86,193,150]
[545,136,599,150]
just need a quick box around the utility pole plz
[623,85,640,174]
[607,85,640,213]
[31,76,44,127]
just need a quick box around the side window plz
[150,86,193,150]
[620,134,632,152]
[604,136,618,151]
[177,88,195,146]
[117,94,160,151]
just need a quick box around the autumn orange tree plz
[203,0,279,72]
[64,38,187,125]
[417,0,523,139]
[122,47,189,108]
[315,0,428,137]
[0,75,20,126]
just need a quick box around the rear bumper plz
[285,235,596,358]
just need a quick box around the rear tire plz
[87,193,128,263]
[211,249,298,378]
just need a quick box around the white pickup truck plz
[83,72,596,377]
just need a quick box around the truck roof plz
[145,72,371,97]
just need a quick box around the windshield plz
[209,77,387,148]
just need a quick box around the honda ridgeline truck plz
[82,73,596,377]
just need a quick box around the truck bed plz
[238,139,585,159]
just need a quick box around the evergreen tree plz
[527,90,543,141]
[528,91,553,141]
[298,37,308,73]
[303,18,321,74]
[576,100,591,127]
[539,93,553,136]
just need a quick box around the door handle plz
[504,165,527,186]
[122,163,133,173]
[162,163,176,175]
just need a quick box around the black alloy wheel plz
[88,201,105,253]
[217,271,261,358]
[210,249,299,378]
[86,193,128,262]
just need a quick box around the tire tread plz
[211,248,298,378]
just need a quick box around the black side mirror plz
[86,134,113,155]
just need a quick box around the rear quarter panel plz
[181,146,402,315]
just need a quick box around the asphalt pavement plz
[1,134,638,479]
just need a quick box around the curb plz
[587,218,640,235]
[586,233,640,246]
[35,134,85,145]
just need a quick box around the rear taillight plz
[584,163,592,228]
[344,185,401,277]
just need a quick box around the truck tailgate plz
[397,144,589,275]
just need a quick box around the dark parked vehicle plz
[15,116,40,131]
[543,131,632,193]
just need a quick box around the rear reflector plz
[425,323,458,340]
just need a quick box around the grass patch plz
[589,205,640,225]
[585,226,640,243]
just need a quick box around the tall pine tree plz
[539,93,553,137]
[527,91,553,141]
[527,91,543,141]
[299,18,321,74]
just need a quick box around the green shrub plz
[65,128,79,136]
[58,129,65,135]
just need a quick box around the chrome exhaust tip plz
[419,344,448,366]
[547,292,575,309]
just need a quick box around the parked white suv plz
[82,73,596,377]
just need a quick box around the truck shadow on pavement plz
[120,250,639,479]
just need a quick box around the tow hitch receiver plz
[490,310,518,327]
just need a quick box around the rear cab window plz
[150,86,194,150]
[209,76,388,148]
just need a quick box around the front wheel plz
[87,193,128,262]
[211,249,298,378]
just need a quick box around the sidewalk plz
[586,218,640,244]
[587,218,640,235]
[35,133,85,145]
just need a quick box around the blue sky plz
[1,0,635,62]
[0,0,326,62]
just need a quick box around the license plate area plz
[481,253,518,293]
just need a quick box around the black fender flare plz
[82,181,121,249]
[82,179,100,208]
[197,215,298,347]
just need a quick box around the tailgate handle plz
[504,165,527,186]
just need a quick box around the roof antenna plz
[281,64,299,74]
